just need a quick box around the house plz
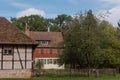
[25,27,64,69]
[0,17,37,78]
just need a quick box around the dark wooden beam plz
[0,60,31,61]
[32,46,35,70]
[16,45,24,69]
[1,45,3,70]
[12,45,14,69]
[25,45,27,69]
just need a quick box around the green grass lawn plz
[0,74,120,80]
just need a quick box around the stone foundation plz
[0,69,32,78]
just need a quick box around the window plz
[44,59,46,64]
[3,49,13,55]
[39,59,46,64]
[38,59,59,65]
[46,59,58,64]
[47,59,52,64]
[49,48,53,54]
[40,48,44,54]
[37,40,50,45]
[53,59,58,64]
[41,41,48,45]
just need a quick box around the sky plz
[0,0,120,27]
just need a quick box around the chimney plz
[48,27,50,32]
[25,23,30,36]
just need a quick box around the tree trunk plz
[86,51,90,77]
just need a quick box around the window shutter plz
[57,49,60,54]
[40,48,44,54]
[50,48,53,54]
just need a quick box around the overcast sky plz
[0,0,120,26]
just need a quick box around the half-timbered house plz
[25,27,64,69]
[0,17,37,78]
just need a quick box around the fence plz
[34,68,117,77]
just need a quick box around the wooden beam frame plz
[12,45,14,69]
[25,45,27,69]
[32,46,35,70]
[1,45,3,70]
[16,45,24,69]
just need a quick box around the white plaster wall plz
[14,48,25,60]
[0,46,33,69]
[0,62,1,69]
[3,56,12,60]
[14,61,22,69]
[27,47,32,53]
[27,53,32,60]
[27,61,32,69]
[43,64,64,69]
[0,53,1,60]
[14,47,32,69]
[3,61,12,69]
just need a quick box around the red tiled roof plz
[29,31,63,47]
[0,17,37,45]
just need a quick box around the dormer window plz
[37,40,50,45]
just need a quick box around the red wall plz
[33,47,62,58]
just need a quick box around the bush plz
[34,59,44,77]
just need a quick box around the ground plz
[0,74,120,80]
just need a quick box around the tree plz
[11,15,47,31]
[34,59,44,77]
[44,18,60,32]
[117,21,120,38]
[11,14,72,32]
[55,14,72,32]
[35,59,43,69]
[59,10,103,70]
[59,10,120,71]
[101,22,120,68]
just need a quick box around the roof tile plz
[29,31,63,47]
[0,17,37,45]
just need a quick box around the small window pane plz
[8,50,12,54]
[44,59,46,64]
[3,49,13,55]
[4,50,7,54]
[47,59,49,64]
[47,59,52,64]
[53,59,58,64]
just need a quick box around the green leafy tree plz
[35,59,43,69]
[59,10,120,71]
[11,15,47,31]
[11,14,72,32]
[34,59,43,77]
[59,10,103,69]
[55,14,72,32]
[44,18,60,32]
[100,23,120,68]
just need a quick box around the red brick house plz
[25,27,64,69]
[0,17,37,78]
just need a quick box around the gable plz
[0,17,37,45]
